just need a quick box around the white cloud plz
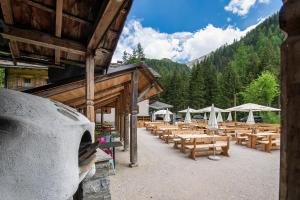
[112,19,262,63]
[225,0,271,16]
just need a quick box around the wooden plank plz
[86,54,95,122]
[55,0,63,64]
[0,0,20,63]
[0,23,86,56]
[22,0,92,25]
[130,70,139,167]
[87,0,125,50]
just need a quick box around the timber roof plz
[24,62,163,109]
[0,0,132,70]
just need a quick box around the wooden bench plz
[163,129,206,144]
[236,129,252,145]
[152,125,178,136]
[258,134,280,152]
[185,136,230,160]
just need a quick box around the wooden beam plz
[137,84,153,102]
[78,92,121,109]
[22,0,92,25]
[95,97,118,110]
[64,85,124,106]
[55,0,63,65]
[0,23,86,56]
[0,0,20,64]
[94,92,121,106]
[130,70,139,167]
[87,0,125,50]
[86,54,95,122]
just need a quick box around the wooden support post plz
[85,53,95,122]
[123,84,130,151]
[100,108,104,126]
[115,103,119,131]
[120,113,124,141]
[55,0,63,64]
[124,113,129,151]
[279,1,300,199]
[130,71,139,167]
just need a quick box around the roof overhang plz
[25,62,163,109]
[0,0,133,70]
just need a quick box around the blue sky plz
[127,0,282,33]
[113,0,282,63]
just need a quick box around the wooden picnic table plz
[176,134,220,153]
[245,132,277,148]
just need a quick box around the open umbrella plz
[184,107,192,124]
[226,103,280,112]
[179,107,199,113]
[217,112,223,123]
[246,110,255,125]
[227,112,233,122]
[198,106,226,113]
[208,104,220,161]
[163,108,171,122]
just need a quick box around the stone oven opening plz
[78,131,93,165]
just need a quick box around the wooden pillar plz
[130,71,139,167]
[279,1,300,199]
[85,53,95,122]
[100,108,104,126]
[124,113,129,151]
[123,84,130,151]
[120,113,124,141]
[119,92,125,141]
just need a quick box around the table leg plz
[252,136,257,149]
[113,147,116,168]
[247,135,252,148]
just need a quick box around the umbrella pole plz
[208,130,221,161]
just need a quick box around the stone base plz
[82,161,111,200]
[129,163,138,168]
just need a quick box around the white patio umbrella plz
[163,108,171,122]
[184,107,192,124]
[226,103,280,112]
[227,112,233,122]
[198,106,226,113]
[217,112,223,123]
[203,113,207,120]
[246,110,255,125]
[207,104,220,161]
[179,107,199,113]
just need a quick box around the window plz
[24,78,31,87]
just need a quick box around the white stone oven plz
[0,89,96,200]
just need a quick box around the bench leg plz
[221,146,229,156]
[190,149,196,160]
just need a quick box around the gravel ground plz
[110,128,279,200]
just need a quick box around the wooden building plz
[5,67,48,90]
[1,0,300,199]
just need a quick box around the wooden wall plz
[6,68,48,90]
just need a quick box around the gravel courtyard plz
[110,128,280,200]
